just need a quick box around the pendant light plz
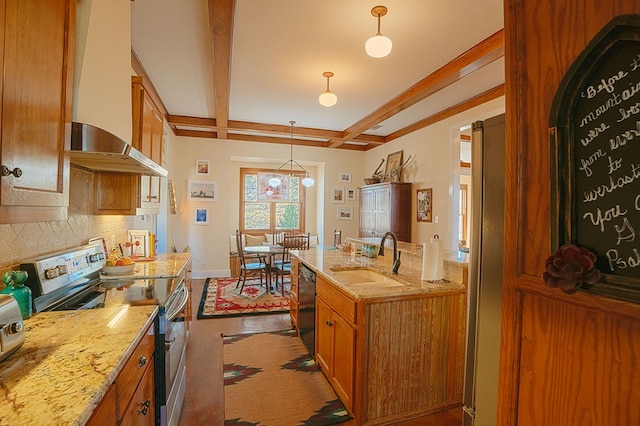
[365,5,392,58]
[318,72,337,107]
[269,121,314,188]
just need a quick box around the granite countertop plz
[101,252,192,279]
[0,305,158,426]
[293,247,467,299]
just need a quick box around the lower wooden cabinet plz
[315,277,356,411]
[87,323,155,425]
[120,357,155,426]
[87,384,117,425]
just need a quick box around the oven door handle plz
[166,284,189,321]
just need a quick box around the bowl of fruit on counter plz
[102,256,136,275]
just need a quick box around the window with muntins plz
[240,167,306,233]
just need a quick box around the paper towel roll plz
[421,239,444,281]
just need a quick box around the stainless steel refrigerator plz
[462,113,505,426]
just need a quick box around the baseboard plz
[192,269,231,280]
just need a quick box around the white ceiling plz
[130,0,504,147]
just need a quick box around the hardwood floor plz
[178,278,461,426]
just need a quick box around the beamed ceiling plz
[130,0,505,151]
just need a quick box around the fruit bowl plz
[101,263,136,275]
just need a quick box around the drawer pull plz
[137,399,151,416]
[138,355,147,368]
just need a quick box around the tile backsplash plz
[0,168,133,274]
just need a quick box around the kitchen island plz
[292,246,468,425]
[0,306,157,425]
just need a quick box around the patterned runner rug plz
[197,277,290,318]
[223,329,350,425]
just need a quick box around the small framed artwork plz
[195,159,210,175]
[194,207,210,225]
[346,187,356,201]
[331,186,345,204]
[384,150,404,182]
[417,188,433,222]
[337,206,353,220]
[339,172,352,183]
[188,180,218,202]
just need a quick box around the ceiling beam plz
[166,115,386,145]
[386,84,505,142]
[327,29,505,148]
[208,0,235,139]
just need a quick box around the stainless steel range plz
[20,243,188,426]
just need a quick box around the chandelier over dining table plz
[268,121,315,188]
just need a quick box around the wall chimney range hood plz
[70,122,167,177]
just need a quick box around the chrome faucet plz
[378,232,401,274]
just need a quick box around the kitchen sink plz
[329,268,406,287]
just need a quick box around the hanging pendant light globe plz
[268,121,314,189]
[268,175,281,187]
[365,6,392,58]
[318,72,337,107]
[302,175,315,187]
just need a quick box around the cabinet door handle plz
[325,320,333,327]
[137,399,151,416]
[1,165,22,178]
[138,355,147,368]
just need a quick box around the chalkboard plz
[550,15,640,300]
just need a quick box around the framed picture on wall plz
[417,188,433,222]
[188,180,218,202]
[339,172,352,183]
[194,207,210,225]
[346,187,356,201]
[331,187,345,203]
[384,150,403,182]
[337,206,353,220]
[195,159,210,175]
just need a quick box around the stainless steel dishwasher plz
[299,263,316,358]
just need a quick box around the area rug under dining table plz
[197,277,290,318]
[223,329,350,425]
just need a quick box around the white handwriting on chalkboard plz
[632,54,640,72]
[584,70,629,98]
[580,122,610,147]
[582,204,627,232]
[583,163,640,203]
[610,121,640,149]
[608,156,622,174]
[606,248,640,271]
[579,148,607,177]
[615,217,636,245]
[580,93,623,127]
[617,101,640,122]
[622,81,640,102]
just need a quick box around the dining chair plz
[272,233,310,295]
[235,230,268,294]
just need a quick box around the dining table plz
[243,245,284,293]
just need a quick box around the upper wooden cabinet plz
[359,182,412,242]
[92,77,164,215]
[0,0,74,224]
[132,76,163,211]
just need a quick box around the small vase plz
[1,271,32,319]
